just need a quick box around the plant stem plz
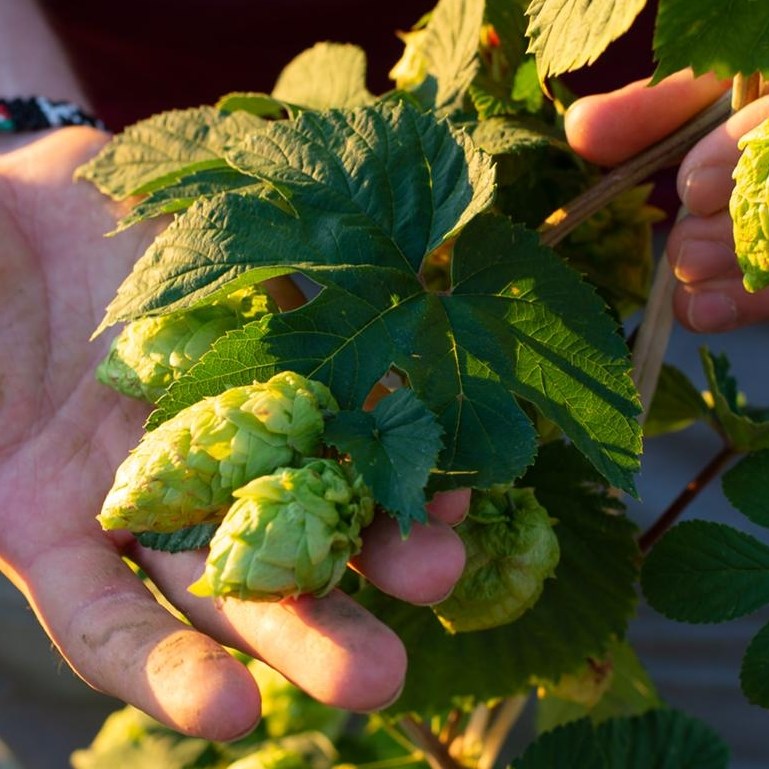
[732,72,763,111]
[638,444,735,553]
[631,209,687,417]
[399,716,463,769]
[478,695,529,769]
[538,91,732,248]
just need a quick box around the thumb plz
[564,69,729,166]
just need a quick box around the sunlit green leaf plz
[525,0,647,82]
[271,43,374,109]
[653,0,769,82]
[409,0,486,114]
[75,107,265,199]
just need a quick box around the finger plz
[565,70,729,166]
[678,95,769,215]
[673,277,769,332]
[18,537,260,741]
[666,210,740,283]
[426,488,471,525]
[128,545,408,713]
[351,511,466,605]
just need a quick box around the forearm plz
[0,0,88,102]
[1,0,93,150]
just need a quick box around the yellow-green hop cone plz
[189,459,374,601]
[433,485,559,633]
[98,372,338,533]
[730,118,769,292]
[96,286,272,403]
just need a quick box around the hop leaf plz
[432,485,560,632]
[98,372,338,532]
[730,117,769,292]
[189,459,374,600]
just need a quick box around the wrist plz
[0,0,90,107]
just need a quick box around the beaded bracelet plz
[0,96,105,132]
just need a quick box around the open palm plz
[0,128,467,740]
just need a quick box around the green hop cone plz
[433,485,560,633]
[730,117,769,292]
[189,459,374,600]
[96,285,273,403]
[98,372,338,533]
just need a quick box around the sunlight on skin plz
[0,127,471,739]
[565,70,769,332]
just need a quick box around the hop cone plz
[96,285,272,402]
[730,118,769,292]
[98,372,338,533]
[189,459,374,600]
[433,485,559,633]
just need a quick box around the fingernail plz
[687,291,737,332]
[679,166,733,215]
[674,239,736,282]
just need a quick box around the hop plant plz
[188,459,374,600]
[96,285,273,403]
[433,485,560,633]
[560,185,664,318]
[730,117,769,292]
[98,372,338,533]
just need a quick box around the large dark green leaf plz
[114,102,638,492]
[513,709,728,769]
[641,520,769,623]
[324,388,444,532]
[653,0,769,82]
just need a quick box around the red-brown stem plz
[638,444,736,554]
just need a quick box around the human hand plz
[0,127,467,740]
[564,69,769,333]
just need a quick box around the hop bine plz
[98,372,338,532]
